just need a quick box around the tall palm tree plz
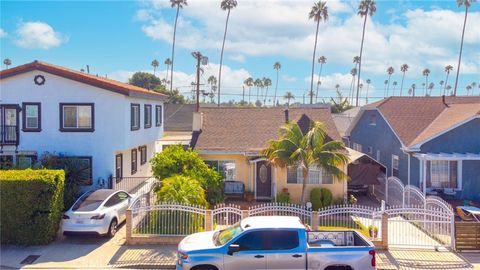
[466,84,472,96]
[454,0,477,96]
[410,83,416,96]
[383,80,388,98]
[284,92,295,106]
[439,80,445,95]
[392,81,398,96]
[428,82,435,96]
[445,85,453,96]
[365,79,371,104]
[308,1,329,104]
[151,59,159,76]
[254,78,263,102]
[164,58,172,85]
[315,56,327,103]
[244,77,254,104]
[386,66,394,97]
[169,0,188,92]
[335,84,340,93]
[262,121,349,204]
[263,77,272,105]
[443,65,453,95]
[351,56,360,100]
[349,68,357,104]
[3,58,12,69]
[218,0,238,106]
[273,62,281,106]
[355,0,377,106]
[207,75,217,102]
[471,82,478,95]
[422,68,430,96]
[399,63,409,96]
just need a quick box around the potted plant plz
[368,225,378,238]
[245,191,254,202]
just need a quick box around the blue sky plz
[1,0,479,104]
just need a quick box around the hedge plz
[0,169,65,245]
[310,187,333,210]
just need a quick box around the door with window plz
[256,161,272,198]
[224,231,266,270]
[0,105,19,145]
[265,230,305,270]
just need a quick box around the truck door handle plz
[254,255,264,258]
[292,254,302,258]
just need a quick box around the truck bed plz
[307,230,371,247]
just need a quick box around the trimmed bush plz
[0,169,64,245]
[310,187,333,210]
[276,192,291,204]
[157,175,208,207]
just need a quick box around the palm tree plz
[263,77,272,105]
[262,121,349,204]
[273,62,281,106]
[445,85,453,96]
[386,66,394,97]
[439,80,445,95]
[454,0,477,96]
[308,1,329,104]
[207,75,217,102]
[3,58,12,69]
[428,82,435,96]
[244,77,254,104]
[443,65,453,95]
[169,0,188,92]
[351,56,360,99]
[284,92,295,106]
[355,0,377,106]
[410,83,416,96]
[392,81,398,96]
[466,84,472,96]
[472,82,478,95]
[164,58,172,85]
[422,68,430,96]
[218,0,238,106]
[399,63,409,96]
[365,79,371,104]
[349,68,357,104]
[254,78,263,102]
[335,84,340,93]
[151,59,159,76]
[383,80,388,98]
[315,56,327,103]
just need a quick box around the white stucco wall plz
[0,70,164,187]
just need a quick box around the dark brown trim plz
[59,103,95,132]
[115,153,123,178]
[144,104,152,129]
[131,103,140,131]
[22,102,42,132]
[139,145,147,165]
[155,105,163,127]
[131,148,137,175]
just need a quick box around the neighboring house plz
[346,96,480,200]
[332,107,360,140]
[190,107,347,204]
[157,104,196,150]
[0,61,166,188]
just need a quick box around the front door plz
[256,161,272,198]
[0,105,19,145]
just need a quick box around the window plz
[234,231,265,251]
[22,103,41,132]
[369,114,377,125]
[16,155,37,169]
[60,103,94,132]
[427,160,458,189]
[155,105,163,126]
[352,143,362,152]
[205,160,236,181]
[367,146,373,155]
[115,154,123,178]
[139,145,147,165]
[266,231,299,250]
[105,192,130,207]
[131,104,140,131]
[392,155,399,177]
[287,166,333,184]
[144,104,152,128]
[131,149,137,174]
[58,156,93,185]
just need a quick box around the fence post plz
[126,209,132,245]
[242,210,249,220]
[385,176,389,204]
[381,212,388,250]
[311,211,319,230]
[205,210,213,231]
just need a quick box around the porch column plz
[422,159,427,194]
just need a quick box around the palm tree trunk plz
[425,77,428,96]
[249,87,251,103]
[454,7,468,96]
[365,84,370,104]
[218,9,231,106]
[242,86,245,105]
[310,20,320,105]
[170,6,180,93]
[315,63,323,103]
[387,75,391,96]
[264,87,268,104]
[444,73,449,95]
[400,72,405,96]
[301,169,309,205]
[165,64,169,85]
[356,13,368,107]
[274,69,279,106]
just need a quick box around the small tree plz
[157,175,207,206]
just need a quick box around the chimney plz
[284,106,289,123]
[193,111,203,131]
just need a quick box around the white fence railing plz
[212,204,243,228]
[249,203,313,226]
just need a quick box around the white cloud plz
[0,28,7,38]
[228,54,246,63]
[15,21,67,49]
[281,74,297,82]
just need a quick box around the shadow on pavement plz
[109,244,177,269]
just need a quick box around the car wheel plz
[107,219,117,238]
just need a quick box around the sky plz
[1,0,479,105]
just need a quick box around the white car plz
[62,189,132,237]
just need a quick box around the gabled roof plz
[349,96,480,148]
[193,107,341,153]
[164,104,196,131]
[0,61,167,100]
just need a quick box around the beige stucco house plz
[190,106,348,204]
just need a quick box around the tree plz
[164,58,172,86]
[284,92,295,106]
[262,121,349,204]
[466,84,472,95]
[453,0,476,96]
[255,99,263,107]
[254,78,263,102]
[263,77,272,105]
[383,80,388,98]
[244,77,254,104]
[331,89,353,113]
[443,65,453,95]
[218,0,238,106]
[151,59,159,76]
[386,66,394,97]
[365,79,371,104]
[410,83,416,96]
[315,56,327,103]
[207,75,218,103]
[309,1,329,104]
[129,72,162,90]
[157,175,207,206]
[439,80,445,95]
[399,63,409,96]
[392,81,398,96]
[273,62,281,106]
[349,68,357,104]
[428,82,435,96]
[472,82,478,95]
[445,85,453,96]
[422,68,430,96]
[355,0,377,106]
[3,58,11,69]
[169,0,188,92]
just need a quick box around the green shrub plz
[310,187,333,210]
[151,145,223,204]
[0,169,64,245]
[157,175,208,207]
[276,192,291,204]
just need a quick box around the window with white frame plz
[131,104,140,130]
[155,105,163,126]
[287,165,333,184]
[60,103,93,131]
[427,160,458,189]
[392,155,399,177]
[22,103,41,131]
[205,160,236,181]
[352,143,362,152]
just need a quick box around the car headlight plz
[178,252,188,265]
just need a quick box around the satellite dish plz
[201,56,209,65]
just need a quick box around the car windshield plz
[213,222,243,246]
[72,190,112,211]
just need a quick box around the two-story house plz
[0,61,166,188]
[346,96,480,200]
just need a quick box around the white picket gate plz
[212,204,243,228]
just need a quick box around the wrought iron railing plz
[1,125,18,145]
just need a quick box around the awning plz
[347,148,384,186]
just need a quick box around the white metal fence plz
[249,203,313,226]
[212,204,243,228]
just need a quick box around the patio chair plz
[456,207,474,221]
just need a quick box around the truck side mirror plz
[227,244,240,255]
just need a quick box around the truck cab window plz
[234,231,265,251]
[266,230,299,250]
